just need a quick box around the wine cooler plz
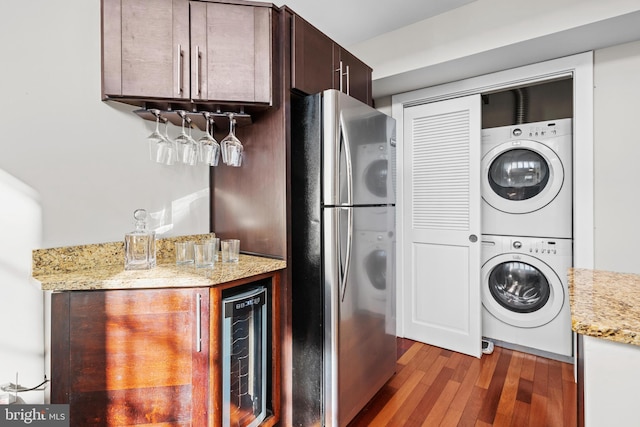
[222,286,268,427]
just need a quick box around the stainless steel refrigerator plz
[291,89,397,426]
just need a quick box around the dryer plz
[481,118,572,238]
[481,234,572,357]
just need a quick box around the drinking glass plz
[221,239,240,263]
[175,112,197,165]
[198,113,221,166]
[194,241,215,268]
[221,114,243,167]
[210,237,220,261]
[175,241,195,265]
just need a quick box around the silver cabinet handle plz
[195,45,201,98]
[177,44,184,95]
[335,60,344,93]
[345,64,350,95]
[196,293,202,352]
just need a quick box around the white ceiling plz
[265,0,476,47]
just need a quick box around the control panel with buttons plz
[507,237,569,256]
[509,120,571,141]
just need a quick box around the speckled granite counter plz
[32,234,286,291]
[569,268,640,346]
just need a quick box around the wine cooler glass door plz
[222,287,268,427]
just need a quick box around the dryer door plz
[481,253,564,328]
[481,140,564,214]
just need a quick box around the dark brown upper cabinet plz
[190,1,272,104]
[291,14,372,106]
[333,45,372,106]
[101,0,273,106]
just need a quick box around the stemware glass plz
[147,110,163,160]
[161,118,176,165]
[185,119,199,166]
[221,114,243,167]
[198,113,221,166]
[175,111,197,165]
[147,111,174,165]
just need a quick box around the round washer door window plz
[488,149,549,201]
[482,140,563,214]
[481,254,564,328]
[488,261,550,313]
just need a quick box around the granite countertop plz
[32,234,286,291]
[569,268,640,346]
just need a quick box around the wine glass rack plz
[134,107,252,131]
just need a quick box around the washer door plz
[481,253,564,328]
[482,140,564,214]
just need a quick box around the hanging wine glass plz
[147,110,163,161]
[162,117,178,166]
[175,111,197,165]
[221,113,243,167]
[185,118,199,166]
[198,112,221,166]
[160,117,176,165]
[147,110,174,165]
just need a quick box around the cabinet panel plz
[102,0,272,105]
[291,14,372,105]
[192,2,272,103]
[102,0,190,100]
[336,47,372,106]
[291,15,334,96]
[53,288,209,426]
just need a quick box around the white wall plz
[593,40,640,274]
[0,0,210,402]
[353,0,640,97]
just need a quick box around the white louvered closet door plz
[402,95,482,358]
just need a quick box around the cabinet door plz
[52,288,210,425]
[191,2,272,104]
[102,0,190,100]
[334,46,372,106]
[291,15,334,96]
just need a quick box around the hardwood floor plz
[348,338,576,427]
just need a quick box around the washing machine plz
[481,118,572,238]
[481,234,572,357]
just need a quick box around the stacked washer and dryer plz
[480,117,573,359]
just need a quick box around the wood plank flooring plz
[348,338,576,427]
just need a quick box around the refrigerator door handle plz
[339,115,354,206]
[339,206,354,302]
